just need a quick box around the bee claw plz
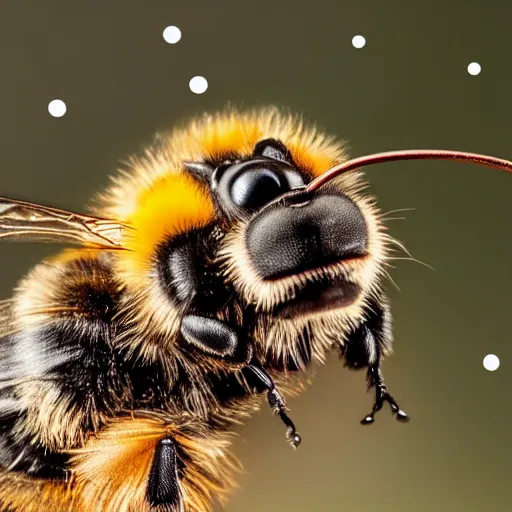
[286,429,302,448]
[360,415,374,425]
[395,409,409,422]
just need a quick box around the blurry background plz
[1,1,511,511]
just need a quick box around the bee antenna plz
[305,149,512,193]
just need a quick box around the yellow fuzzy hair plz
[0,474,75,512]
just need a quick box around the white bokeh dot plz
[467,62,482,76]
[352,35,366,49]
[163,25,181,44]
[483,354,500,371]
[189,76,208,94]
[48,99,67,118]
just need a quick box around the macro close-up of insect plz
[1,2,512,512]
[0,107,512,512]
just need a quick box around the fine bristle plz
[0,473,74,512]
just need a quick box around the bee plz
[0,108,511,512]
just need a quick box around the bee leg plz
[146,436,184,512]
[245,364,302,448]
[342,296,409,425]
[180,316,301,446]
[360,364,409,425]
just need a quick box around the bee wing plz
[0,197,129,249]
[0,298,18,339]
[0,298,12,321]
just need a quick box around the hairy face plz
[215,142,388,370]
[103,108,390,368]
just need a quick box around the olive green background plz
[1,1,510,511]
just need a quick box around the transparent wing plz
[0,197,130,249]
[0,298,18,339]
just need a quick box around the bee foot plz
[361,387,409,425]
[360,415,375,425]
[246,364,302,448]
[287,430,302,449]
[282,414,301,448]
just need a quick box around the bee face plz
[215,144,371,309]
[215,140,387,367]
[97,108,387,364]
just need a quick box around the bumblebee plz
[0,108,511,512]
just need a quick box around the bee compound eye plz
[215,158,306,217]
[230,168,286,211]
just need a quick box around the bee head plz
[100,108,387,365]
[209,147,369,312]
[208,134,386,367]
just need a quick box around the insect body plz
[0,108,510,512]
